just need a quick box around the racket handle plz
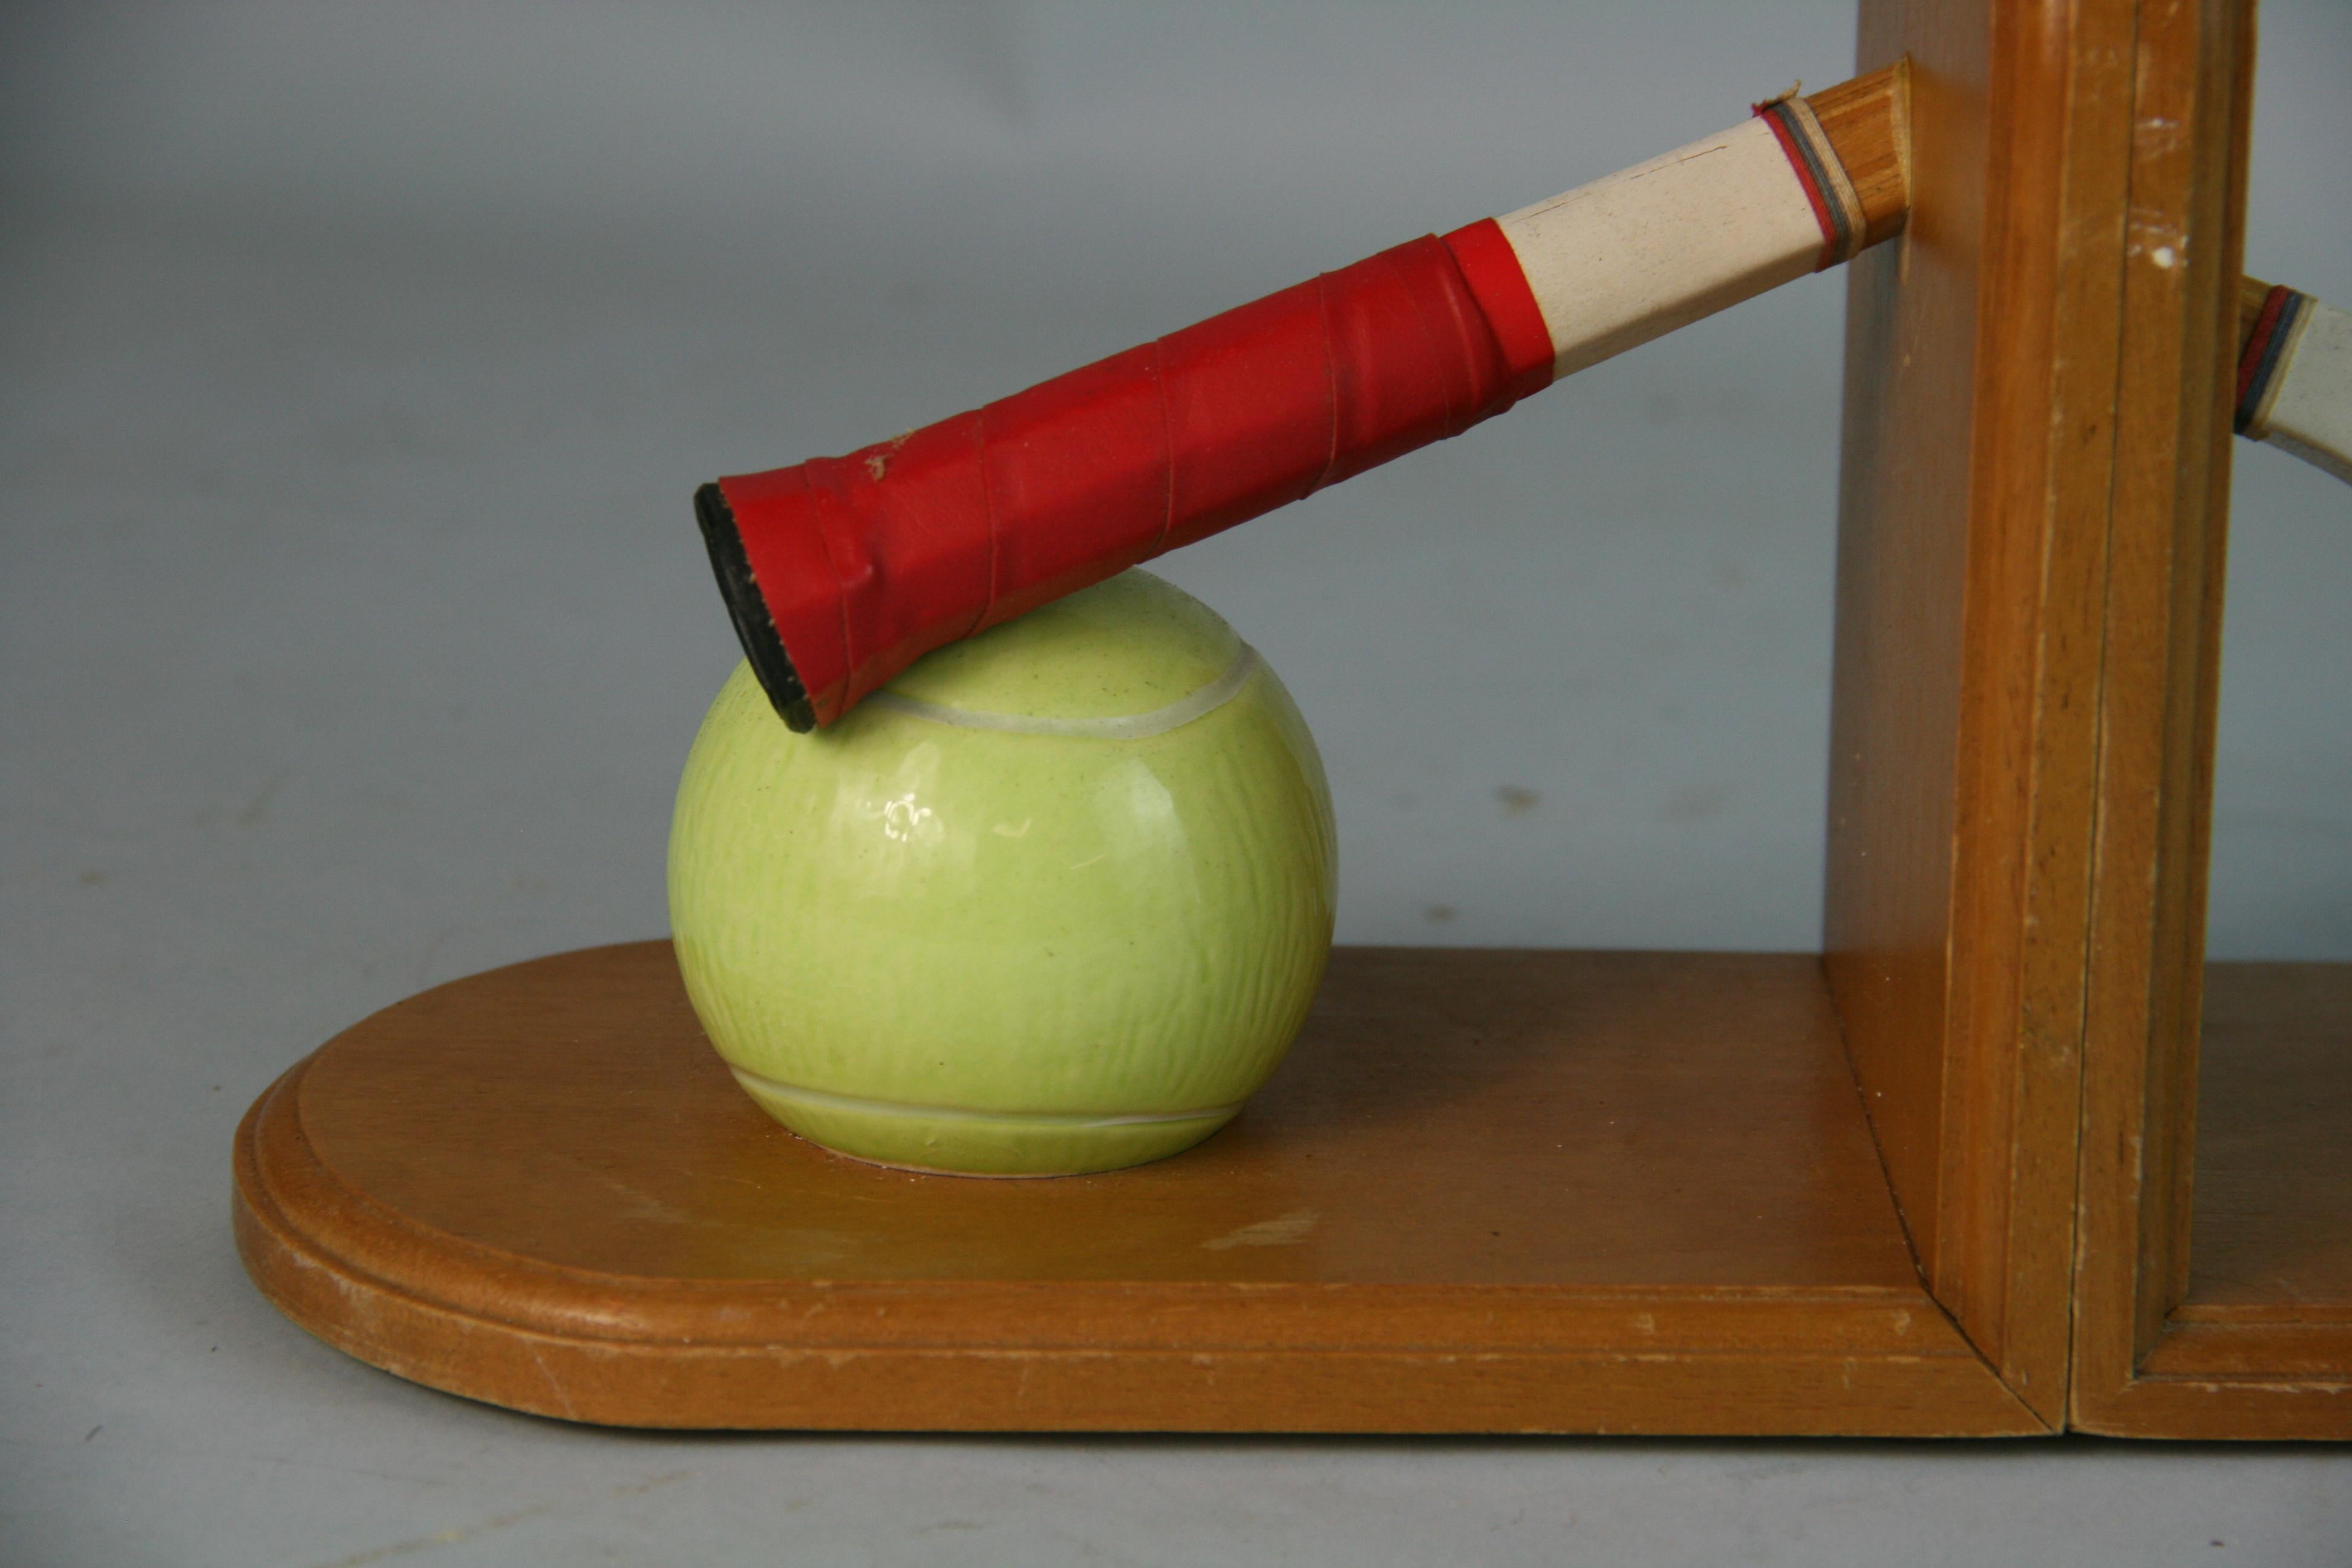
[2238,276,2352,487]
[701,64,1910,730]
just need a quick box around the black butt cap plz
[694,482,817,732]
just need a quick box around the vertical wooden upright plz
[1825,0,2154,1428]
[2067,0,2352,1437]
[1835,0,2349,1437]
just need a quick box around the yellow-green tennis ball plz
[667,569,1337,1176]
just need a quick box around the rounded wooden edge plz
[233,1053,590,1422]
[229,946,2040,1432]
[235,1022,745,1333]
[232,1006,864,1426]
[237,1111,2031,1436]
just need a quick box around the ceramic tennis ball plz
[668,569,1337,1177]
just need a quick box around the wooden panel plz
[2185,963,2352,1312]
[1828,0,2143,1422]
[1825,0,1985,1302]
[234,943,2039,1434]
[2066,0,2252,1423]
[2136,965,2352,1402]
[2060,0,2352,1440]
[2108,961,2352,1423]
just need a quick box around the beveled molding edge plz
[230,1037,2042,1434]
[2081,1318,2352,1439]
[231,1051,1992,1354]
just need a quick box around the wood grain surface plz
[1808,60,1912,250]
[234,942,2037,1433]
[1825,0,2149,1426]
[2185,964,2352,1313]
[2240,273,2280,347]
[2067,0,2351,1440]
[2134,964,2352,1394]
[2106,1034,2352,1428]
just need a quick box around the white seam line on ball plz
[861,644,1263,739]
[728,1066,1243,1128]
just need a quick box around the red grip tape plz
[719,227,1550,725]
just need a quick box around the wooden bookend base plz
[233,942,2039,1434]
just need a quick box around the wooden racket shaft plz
[697,69,1913,730]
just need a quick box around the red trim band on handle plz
[715,232,1547,728]
[1440,218,1557,399]
[1753,99,1846,272]
[2234,283,2296,432]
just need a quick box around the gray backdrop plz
[4,2,2348,1564]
